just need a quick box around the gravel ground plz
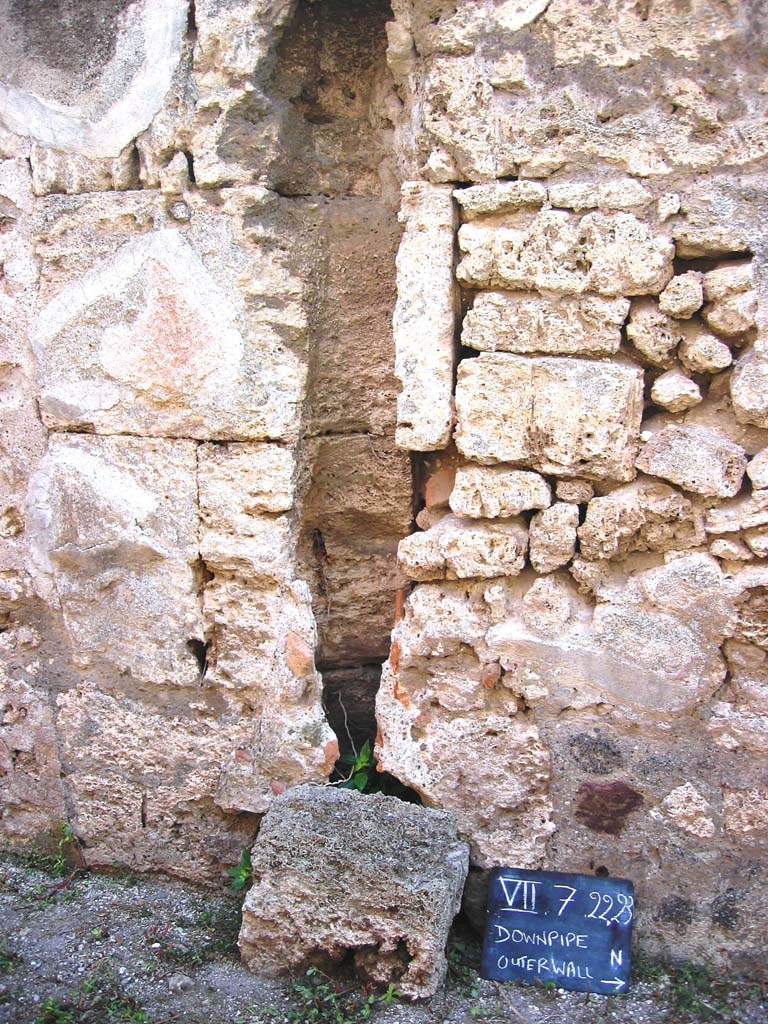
[0,855,764,1024]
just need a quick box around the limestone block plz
[636,425,747,498]
[578,479,694,561]
[421,56,498,181]
[704,491,768,535]
[626,299,684,366]
[556,478,594,503]
[747,449,768,489]
[710,538,753,561]
[457,210,674,296]
[731,339,768,428]
[55,685,259,881]
[651,368,702,413]
[0,675,65,844]
[26,434,203,687]
[658,272,704,319]
[529,503,579,573]
[462,291,629,356]
[703,291,758,338]
[454,181,546,219]
[455,353,644,482]
[393,183,457,451]
[703,261,754,302]
[239,786,469,999]
[744,529,768,558]
[449,466,551,519]
[709,704,768,755]
[678,325,732,374]
[32,192,315,442]
[398,514,528,581]
[548,179,652,212]
[0,0,187,164]
[198,444,296,523]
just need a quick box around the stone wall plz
[1,0,767,972]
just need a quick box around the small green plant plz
[227,846,253,893]
[334,741,416,800]
[36,969,150,1024]
[282,966,397,1024]
[52,820,76,878]
[0,941,18,975]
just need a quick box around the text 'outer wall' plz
[481,867,635,995]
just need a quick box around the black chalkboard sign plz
[481,868,634,995]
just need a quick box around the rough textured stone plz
[658,784,715,838]
[455,353,644,481]
[555,478,594,504]
[731,338,768,428]
[457,210,674,297]
[678,325,733,374]
[651,367,702,413]
[449,466,551,519]
[398,514,528,581]
[393,182,457,451]
[528,503,579,574]
[626,300,684,367]
[747,448,768,489]
[462,291,629,356]
[658,272,704,320]
[636,425,748,498]
[453,181,546,219]
[238,786,469,999]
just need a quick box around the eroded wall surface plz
[1,0,767,970]
[377,0,768,970]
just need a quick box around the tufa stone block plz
[455,353,643,481]
[238,786,469,999]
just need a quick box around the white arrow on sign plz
[599,978,626,990]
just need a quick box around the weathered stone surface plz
[376,582,554,867]
[658,784,715,838]
[701,260,757,337]
[298,434,412,667]
[731,338,768,428]
[55,684,258,881]
[548,179,652,212]
[0,675,65,844]
[626,299,683,367]
[462,291,629,356]
[528,503,579,574]
[658,272,704,320]
[393,182,457,452]
[457,210,674,297]
[398,514,528,581]
[678,325,733,374]
[31,191,317,442]
[455,353,644,481]
[722,787,768,835]
[705,491,768,535]
[26,433,203,686]
[578,478,699,561]
[453,181,546,220]
[0,0,187,172]
[555,478,594,504]
[651,368,702,413]
[710,537,753,562]
[198,444,296,520]
[239,786,469,999]
[636,425,747,498]
[449,466,551,519]
[747,448,768,489]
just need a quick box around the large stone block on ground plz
[238,786,469,999]
[455,353,643,481]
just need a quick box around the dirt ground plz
[0,854,764,1024]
